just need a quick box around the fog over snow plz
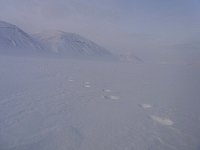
[0,0,200,150]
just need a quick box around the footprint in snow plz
[103,95,120,100]
[68,79,74,82]
[84,84,91,88]
[139,103,152,109]
[102,89,112,93]
[150,115,174,126]
[84,82,91,88]
[84,82,90,85]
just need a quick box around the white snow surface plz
[0,55,200,150]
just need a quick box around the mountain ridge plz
[0,21,116,60]
[34,30,115,59]
[0,20,44,53]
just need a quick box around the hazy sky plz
[0,0,200,53]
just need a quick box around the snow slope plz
[35,31,115,59]
[0,55,200,150]
[0,21,44,54]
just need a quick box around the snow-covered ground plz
[0,55,200,150]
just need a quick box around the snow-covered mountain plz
[0,21,44,54]
[0,20,116,59]
[35,31,115,59]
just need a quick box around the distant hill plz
[35,30,115,59]
[0,20,116,60]
[0,21,44,54]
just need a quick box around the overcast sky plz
[0,0,200,53]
